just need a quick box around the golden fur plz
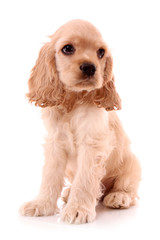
[20,20,141,224]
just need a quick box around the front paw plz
[61,204,96,224]
[20,199,58,217]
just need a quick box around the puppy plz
[20,20,141,224]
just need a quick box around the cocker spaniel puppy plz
[20,19,141,224]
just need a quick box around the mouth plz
[71,77,99,92]
[75,77,96,87]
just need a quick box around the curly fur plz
[20,20,141,224]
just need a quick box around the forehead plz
[55,20,107,50]
[56,35,106,51]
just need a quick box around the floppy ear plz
[103,54,121,111]
[26,41,64,108]
[93,54,121,111]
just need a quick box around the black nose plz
[80,63,96,77]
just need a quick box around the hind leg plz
[62,187,71,204]
[103,153,141,209]
[103,192,133,209]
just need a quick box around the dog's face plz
[27,20,121,111]
[55,21,108,92]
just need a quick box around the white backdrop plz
[0,0,160,239]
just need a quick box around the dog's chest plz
[56,104,109,152]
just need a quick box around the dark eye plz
[61,44,75,55]
[97,48,105,59]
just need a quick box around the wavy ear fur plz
[26,41,64,108]
[99,54,121,111]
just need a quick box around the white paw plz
[61,204,96,224]
[20,199,58,217]
[103,192,131,209]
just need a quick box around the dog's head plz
[27,20,121,112]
